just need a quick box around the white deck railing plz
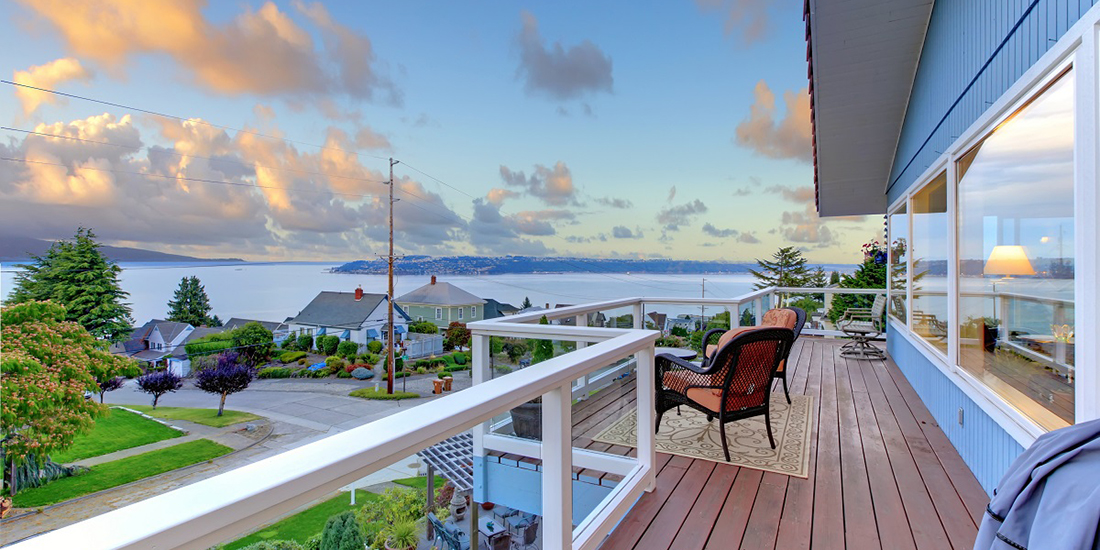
[11,285,887,550]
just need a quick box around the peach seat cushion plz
[704,308,797,371]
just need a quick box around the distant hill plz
[333,255,852,276]
[0,235,244,263]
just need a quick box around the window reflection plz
[956,69,1075,430]
[912,173,948,351]
[889,205,908,323]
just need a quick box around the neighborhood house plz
[396,276,485,329]
[286,287,410,347]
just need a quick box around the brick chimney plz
[354,285,363,301]
[430,275,437,285]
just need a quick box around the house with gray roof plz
[287,286,410,347]
[483,298,518,319]
[396,276,486,329]
[111,319,197,375]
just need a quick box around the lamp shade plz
[984,245,1036,276]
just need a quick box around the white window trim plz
[435,308,442,320]
[883,7,1100,442]
[459,307,464,320]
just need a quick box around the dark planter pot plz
[510,402,542,440]
[481,501,495,511]
[983,323,998,353]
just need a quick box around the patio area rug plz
[592,394,814,478]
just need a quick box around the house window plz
[956,68,1075,430]
[471,306,476,318]
[458,307,463,319]
[911,172,948,353]
[889,204,908,324]
[435,308,442,320]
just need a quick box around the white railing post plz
[632,302,643,329]
[472,334,490,457]
[575,314,590,400]
[635,346,656,492]
[753,297,763,323]
[542,382,573,549]
[823,290,835,338]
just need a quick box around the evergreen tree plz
[830,271,841,285]
[7,228,133,341]
[166,276,220,327]
[531,316,555,364]
[749,247,812,290]
[521,296,533,309]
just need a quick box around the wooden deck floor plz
[583,338,991,550]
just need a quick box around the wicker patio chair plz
[656,327,794,460]
[700,308,805,404]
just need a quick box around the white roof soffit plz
[806,0,933,217]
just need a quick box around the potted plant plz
[509,397,542,439]
[384,519,419,550]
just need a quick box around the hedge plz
[279,351,307,363]
[366,340,383,354]
[258,367,294,379]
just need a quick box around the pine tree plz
[7,228,133,341]
[531,316,555,364]
[748,247,813,290]
[521,296,533,309]
[166,276,219,327]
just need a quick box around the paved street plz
[0,371,475,545]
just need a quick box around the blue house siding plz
[888,332,1024,494]
[473,455,614,526]
[888,0,1096,203]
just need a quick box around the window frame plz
[435,308,442,320]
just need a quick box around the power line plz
[400,161,476,199]
[0,80,391,162]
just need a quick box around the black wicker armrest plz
[701,328,726,348]
[656,352,712,375]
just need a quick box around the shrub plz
[380,370,409,381]
[281,337,297,350]
[443,364,469,373]
[336,369,351,378]
[258,367,294,379]
[351,367,374,380]
[415,367,426,374]
[451,352,467,365]
[414,359,430,369]
[190,353,219,374]
[356,487,425,547]
[303,535,321,550]
[408,320,438,334]
[325,356,346,370]
[366,340,383,354]
[318,335,340,356]
[297,358,306,365]
[337,341,358,359]
[297,333,314,352]
[280,351,307,363]
[320,511,362,550]
[135,370,183,409]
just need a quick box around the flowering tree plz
[194,355,255,416]
[136,371,183,409]
[97,376,126,403]
[1,301,136,493]
[443,321,470,351]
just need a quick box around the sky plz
[0,0,883,263]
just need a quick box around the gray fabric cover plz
[974,418,1100,550]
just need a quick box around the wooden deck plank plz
[599,454,689,550]
[635,461,717,549]
[667,464,739,550]
[857,352,951,549]
[773,339,823,550]
[811,341,846,550]
[702,468,763,550]
[834,352,883,550]
[738,476,787,550]
[883,360,990,524]
[870,360,979,549]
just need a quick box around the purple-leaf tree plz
[135,371,183,409]
[194,362,255,416]
[97,376,126,403]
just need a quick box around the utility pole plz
[700,278,706,329]
[386,157,400,394]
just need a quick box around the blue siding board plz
[887,0,1097,204]
[887,333,1024,494]
[474,455,614,525]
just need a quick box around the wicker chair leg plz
[781,374,791,404]
[719,419,731,462]
[765,409,776,449]
[655,410,664,434]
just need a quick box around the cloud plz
[467,198,554,255]
[12,57,93,116]
[612,226,644,239]
[499,161,580,206]
[353,126,392,151]
[667,185,677,202]
[657,199,708,231]
[0,111,467,260]
[516,11,613,101]
[701,223,738,238]
[486,188,521,206]
[735,80,811,162]
[20,0,397,102]
[737,232,761,244]
[765,184,815,203]
[508,209,574,236]
[594,196,633,209]
[779,204,835,247]
[732,187,752,196]
[695,0,773,46]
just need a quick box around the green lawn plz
[349,388,419,400]
[391,475,441,491]
[125,405,260,428]
[13,439,232,508]
[225,490,377,549]
[52,408,183,463]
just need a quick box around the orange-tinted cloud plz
[12,58,93,116]
[18,0,397,101]
[695,0,773,46]
[735,80,811,162]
